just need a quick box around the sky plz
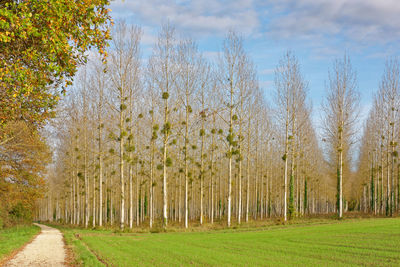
[109,0,400,130]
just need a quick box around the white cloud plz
[264,0,400,44]
[259,80,273,90]
[259,68,274,75]
[110,0,260,37]
[203,51,219,61]
[108,0,400,60]
[140,26,157,46]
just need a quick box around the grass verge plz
[51,224,105,267]
[0,224,40,264]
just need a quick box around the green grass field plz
[0,224,40,262]
[58,218,400,266]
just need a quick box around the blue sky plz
[109,0,400,128]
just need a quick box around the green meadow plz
[56,218,400,266]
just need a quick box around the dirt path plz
[4,223,66,267]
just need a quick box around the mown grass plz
[0,224,40,261]
[56,218,400,266]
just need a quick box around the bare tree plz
[148,24,178,227]
[380,59,399,216]
[322,55,360,219]
[274,51,307,221]
[109,21,142,230]
[218,31,248,227]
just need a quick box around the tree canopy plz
[0,0,112,125]
[0,121,50,226]
[0,0,112,227]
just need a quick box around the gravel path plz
[5,223,66,267]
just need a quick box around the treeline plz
[37,21,381,230]
[358,59,400,215]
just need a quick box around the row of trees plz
[38,22,377,229]
[358,59,400,216]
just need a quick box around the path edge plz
[61,229,76,267]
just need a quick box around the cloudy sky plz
[109,0,400,126]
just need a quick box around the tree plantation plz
[33,21,400,230]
